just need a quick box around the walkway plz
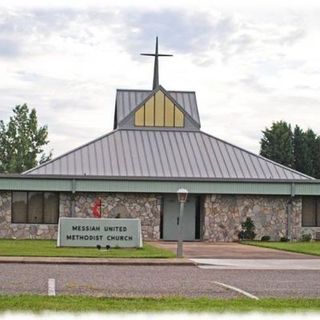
[152,241,319,259]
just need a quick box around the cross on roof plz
[141,36,173,90]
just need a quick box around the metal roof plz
[25,129,312,181]
[114,88,200,127]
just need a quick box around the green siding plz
[1,177,320,195]
[0,178,72,192]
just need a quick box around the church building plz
[1,38,320,242]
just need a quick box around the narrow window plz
[134,106,144,126]
[145,95,155,126]
[302,197,318,227]
[28,192,43,224]
[44,192,59,224]
[12,192,27,223]
[317,198,320,227]
[155,90,165,126]
[164,96,174,126]
[174,107,184,127]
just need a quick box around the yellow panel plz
[155,90,165,126]
[135,106,145,126]
[145,95,155,126]
[164,96,174,127]
[174,106,184,127]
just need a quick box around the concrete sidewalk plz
[193,258,320,270]
[153,241,320,259]
[0,256,194,266]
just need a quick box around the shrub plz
[261,235,270,241]
[280,237,289,242]
[238,217,256,240]
[300,233,312,242]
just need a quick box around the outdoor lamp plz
[176,188,188,258]
[177,188,188,203]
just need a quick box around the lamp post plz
[177,188,188,258]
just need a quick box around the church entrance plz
[161,194,200,241]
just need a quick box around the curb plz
[0,257,196,266]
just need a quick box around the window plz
[12,192,27,223]
[12,192,59,224]
[302,197,320,227]
[134,89,185,128]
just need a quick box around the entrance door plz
[162,194,196,241]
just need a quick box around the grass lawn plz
[0,240,175,258]
[0,295,320,313]
[243,240,320,256]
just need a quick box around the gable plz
[114,88,200,129]
[134,89,184,128]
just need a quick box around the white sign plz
[57,217,143,248]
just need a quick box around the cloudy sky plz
[1,0,320,158]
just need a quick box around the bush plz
[261,235,270,241]
[238,217,256,240]
[280,237,289,242]
[300,233,312,242]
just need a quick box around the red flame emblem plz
[92,198,101,218]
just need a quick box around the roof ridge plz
[199,130,314,180]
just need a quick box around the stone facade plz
[1,190,320,241]
[0,191,161,240]
[59,192,161,240]
[0,192,58,239]
[203,194,320,241]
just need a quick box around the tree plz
[0,104,52,173]
[303,129,317,177]
[293,125,308,174]
[314,137,320,178]
[261,122,320,179]
[260,121,294,168]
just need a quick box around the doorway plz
[162,194,200,241]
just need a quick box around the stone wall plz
[0,191,161,240]
[0,192,58,239]
[203,194,306,241]
[60,192,161,240]
[2,190,320,241]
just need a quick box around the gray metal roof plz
[25,129,312,180]
[114,88,200,127]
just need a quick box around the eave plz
[1,175,320,196]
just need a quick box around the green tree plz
[314,137,320,178]
[260,121,294,168]
[0,104,52,173]
[293,125,308,174]
[303,129,317,177]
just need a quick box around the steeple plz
[140,37,173,89]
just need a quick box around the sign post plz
[176,188,188,258]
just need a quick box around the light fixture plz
[177,188,188,203]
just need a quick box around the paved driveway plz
[152,241,319,259]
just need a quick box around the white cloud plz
[0,2,320,158]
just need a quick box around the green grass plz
[243,240,320,256]
[0,295,320,313]
[0,240,175,258]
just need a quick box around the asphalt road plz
[1,264,320,298]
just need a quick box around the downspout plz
[71,178,76,217]
[287,182,295,241]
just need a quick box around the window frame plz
[302,196,320,227]
[11,191,60,225]
[134,90,185,128]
